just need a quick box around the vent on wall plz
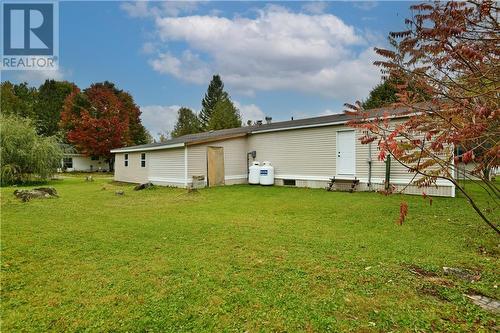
[283,179,296,186]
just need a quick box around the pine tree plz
[171,107,202,138]
[199,74,228,128]
[207,99,242,131]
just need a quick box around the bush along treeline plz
[171,74,242,138]
[0,79,151,184]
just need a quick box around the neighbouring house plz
[454,162,498,181]
[111,106,456,197]
[60,144,109,172]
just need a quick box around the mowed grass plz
[1,175,499,332]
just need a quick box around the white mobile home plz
[62,154,109,172]
[111,107,455,197]
[60,144,110,172]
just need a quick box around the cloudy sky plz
[1,1,412,137]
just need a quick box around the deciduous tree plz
[89,81,150,145]
[0,115,62,185]
[345,1,499,233]
[60,82,150,169]
[35,80,76,137]
[60,84,130,168]
[0,81,37,119]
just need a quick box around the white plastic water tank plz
[249,161,260,184]
[259,161,275,185]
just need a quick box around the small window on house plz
[141,153,146,167]
[124,154,129,167]
[283,179,296,186]
[91,156,99,161]
[63,157,73,169]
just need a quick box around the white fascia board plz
[251,121,348,134]
[111,142,185,153]
[250,113,418,135]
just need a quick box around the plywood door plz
[207,146,225,187]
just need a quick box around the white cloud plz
[141,41,156,54]
[320,109,336,116]
[120,1,151,18]
[140,104,180,138]
[14,67,68,85]
[302,2,328,14]
[149,50,210,84]
[143,6,380,101]
[121,1,200,18]
[234,101,265,123]
[353,1,379,11]
[160,1,199,17]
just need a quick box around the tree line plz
[1,80,150,147]
[0,75,245,184]
[1,79,151,182]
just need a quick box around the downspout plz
[247,153,250,181]
[184,145,188,188]
[385,154,391,190]
[368,142,372,190]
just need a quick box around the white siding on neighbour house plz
[63,155,109,172]
[187,137,248,185]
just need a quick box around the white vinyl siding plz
[62,155,109,172]
[187,137,248,181]
[248,125,370,178]
[148,148,185,185]
[111,118,455,196]
[114,152,148,183]
[248,126,337,177]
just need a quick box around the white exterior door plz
[337,130,356,176]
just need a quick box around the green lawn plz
[1,175,498,332]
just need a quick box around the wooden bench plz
[326,177,360,193]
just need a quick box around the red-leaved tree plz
[345,1,499,233]
[60,84,132,169]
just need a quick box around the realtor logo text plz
[2,1,58,70]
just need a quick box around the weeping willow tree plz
[0,115,63,185]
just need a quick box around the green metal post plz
[385,155,391,190]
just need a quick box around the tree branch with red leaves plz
[345,1,499,234]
